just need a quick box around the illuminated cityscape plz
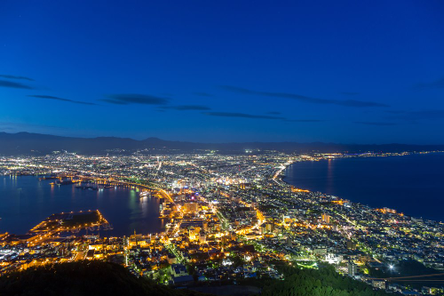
[1,150,443,295]
[2,1,444,295]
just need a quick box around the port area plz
[22,210,109,246]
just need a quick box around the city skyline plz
[1,1,444,144]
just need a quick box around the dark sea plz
[284,153,444,222]
[0,177,164,236]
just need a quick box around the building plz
[348,261,357,277]
[184,202,198,213]
[170,264,188,277]
[322,213,330,224]
[170,264,194,286]
[372,279,386,290]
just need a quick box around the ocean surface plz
[0,176,164,236]
[284,153,444,222]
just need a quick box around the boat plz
[75,185,98,190]
[56,179,74,186]
[140,191,150,198]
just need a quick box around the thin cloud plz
[162,105,211,111]
[204,111,323,123]
[0,121,66,132]
[204,112,284,120]
[386,110,444,121]
[101,99,127,105]
[385,110,406,114]
[221,85,388,107]
[193,92,213,97]
[415,77,444,89]
[355,121,396,126]
[28,95,96,106]
[411,110,444,119]
[340,92,359,96]
[0,74,34,81]
[0,80,34,90]
[285,119,324,123]
[406,110,444,120]
[103,94,169,105]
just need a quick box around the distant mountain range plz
[0,132,443,155]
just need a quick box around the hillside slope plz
[0,261,206,296]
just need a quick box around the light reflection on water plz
[326,158,334,194]
[0,176,163,236]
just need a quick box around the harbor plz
[0,176,165,237]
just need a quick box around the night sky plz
[1,1,444,144]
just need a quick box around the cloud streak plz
[285,119,324,123]
[204,111,322,123]
[162,105,211,111]
[28,95,96,105]
[0,80,35,90]
[0,121,66,133]
[355,121,396,126]
[193,92,213,97]
[0,74,34,81]
[384,110,444,123]
[340,92,359,96]
[204,112,284,120]
[415,77,444,89]
[103,94,170,105]
[221,85,388,107]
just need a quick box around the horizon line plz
[1,130,444,147]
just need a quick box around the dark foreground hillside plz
[0,261,393,296]
[258,263,390,296]
[0,261,206,296]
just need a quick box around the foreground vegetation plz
[0,260,394,296]
[0,261,205,296]
[257,262,389,296]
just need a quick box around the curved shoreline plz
[278,153,444,222]
[0,176,164,235]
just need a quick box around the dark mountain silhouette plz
[0,132,443,155]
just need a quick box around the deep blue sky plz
[1,1,444,144]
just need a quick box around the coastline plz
[0,176,164,236]
[278,153,444,223]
